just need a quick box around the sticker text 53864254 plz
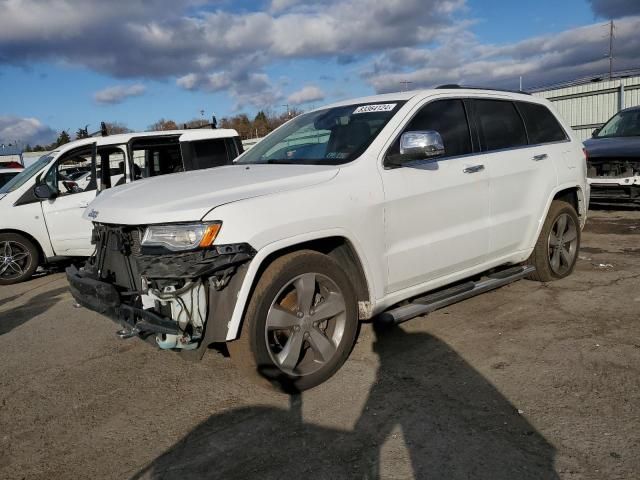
[353,104,397,114]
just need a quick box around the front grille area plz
[92,224,142,291]
[92,223,256,282]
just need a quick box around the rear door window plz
[472,100,528,152]
[516,102,567,144]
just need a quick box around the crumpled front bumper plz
[66,265,181,337]
[66,265,120,318]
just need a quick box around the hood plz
[84,164,339,225]
[583,136,640,159]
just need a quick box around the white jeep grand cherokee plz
[67,87,588,391]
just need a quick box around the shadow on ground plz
[133,325,558,479]
[0,286,69,335]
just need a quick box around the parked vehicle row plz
[0,129,242,284]
[64,87,588,390]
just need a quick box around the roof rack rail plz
[435,84,531,95]
[182,116,219,130]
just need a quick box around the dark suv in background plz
[584,106,640,205]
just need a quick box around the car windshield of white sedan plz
[0,154,54,194]
[596,109,640,138]
[237,102,405,165]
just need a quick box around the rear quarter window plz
[517,102,567,144]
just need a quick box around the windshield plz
[237,101,405,165]
[0,154,54,194]
[596,109,640,138]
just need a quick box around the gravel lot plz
[1,209,639,480]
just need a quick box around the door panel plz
[41,190,96,255]
[469,99,562,257]
[382,98,491,293]
[383,159,490,293]
[483,147,557,256]
[40,142,105,256]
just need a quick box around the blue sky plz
[0,0,639,146]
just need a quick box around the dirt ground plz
[1,209,639,480]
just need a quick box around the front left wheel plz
[0,233,40,285]
[228,250,359,392]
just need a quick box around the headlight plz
[141,222,221,251]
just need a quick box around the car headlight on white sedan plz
[141,222,221,251]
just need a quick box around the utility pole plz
[282,104,291,118]
[608,20,615,79]
[400,80,413,92]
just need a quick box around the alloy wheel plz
[264,272,347,376]
[547,213,578,276]
[0,241,32,281]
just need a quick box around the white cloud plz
[366,16,640,93]
[287,85,325,105]
[94,84,146,105]
[0,116,57,147]
[2,1,640,112]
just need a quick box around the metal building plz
[531,70,640,142]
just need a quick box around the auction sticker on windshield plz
[353,104,397,114]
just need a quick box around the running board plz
[379,265,535,325]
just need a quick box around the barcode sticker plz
[353,103,397,114]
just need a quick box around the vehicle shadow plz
[0,286,69,335]
[132,325,559,480]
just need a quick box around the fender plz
[529,182,587,251]
[224,227,377,341]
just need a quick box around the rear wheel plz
[0,233,40,285]
[527,200,580,282]
[228,250,359,392]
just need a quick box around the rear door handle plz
[463,165,485,174]
[532,154,548,161]
[78,201,89,208]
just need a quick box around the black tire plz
[228,250,359,392]
[0,233,40,285]
[527,200,580,282]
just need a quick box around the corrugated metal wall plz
[532,75,640,142]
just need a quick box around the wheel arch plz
[553,186,585,220]
[225,232,374,342]
[0,228,47,265]
[530,184,586,251]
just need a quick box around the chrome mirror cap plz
[400,130,445,159]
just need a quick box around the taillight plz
[582,147,589,165]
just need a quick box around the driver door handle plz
[78,201,89,208]
[532,153,548,161]
[463,164,485,174]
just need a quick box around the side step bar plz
[379,265,535,325]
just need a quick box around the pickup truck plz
[0,129,242,284]
[67,87,588,391]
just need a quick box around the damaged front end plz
[588,157,640,200]
[66,223,255,356]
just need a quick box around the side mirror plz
[33,183,56,200]
[386,130,445,167]
[592,127,601,137]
